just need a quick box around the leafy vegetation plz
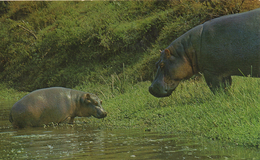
[1,0,259,91]
[0,83,27,100]
[75,76,260,148]
[1,0,260,148]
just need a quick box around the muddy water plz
[1,101,260,159]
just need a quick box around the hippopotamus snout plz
[149,82,175,98]
[95,107,107,119]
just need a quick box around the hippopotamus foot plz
[60,117,75,124]
[68,117,75,124]
[204,71,232,93]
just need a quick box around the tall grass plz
[0,83,28,101]
[1,1,260,148]
[2,75,260,147]
[73,76,260,147]
[1,1,259,91]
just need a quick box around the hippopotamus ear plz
[86,93,91,100]
[164,49,171,59]
[81,93,92,104]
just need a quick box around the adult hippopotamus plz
[149,8,260,97]
[9,87,107,128]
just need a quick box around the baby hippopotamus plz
[9,87,107,128]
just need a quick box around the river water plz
[1,100,260,159]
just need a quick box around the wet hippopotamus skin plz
[9,87,107,128]
[149,8,260,97]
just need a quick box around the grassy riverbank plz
[1,1,260,148]
[75,76,260,148]
[3,75,260,147]
[1,1,259,91]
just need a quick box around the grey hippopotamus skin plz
[149,8,260,97]
[9,87,107,128]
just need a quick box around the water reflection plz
[1,100,260,159]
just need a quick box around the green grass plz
[0,75,260,147]
[1,1,260,148]
[0,83,28,101]
[74,76,260,148]
[1,1,259,91]
[2,76,260,147]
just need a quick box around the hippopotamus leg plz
[60,116,74,124]
[204,71,232,92]
[68,117,75,124]
[223,76,232,88]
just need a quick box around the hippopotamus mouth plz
[94,110,107,119]
[149,81,178,98]
[149,64,181,97]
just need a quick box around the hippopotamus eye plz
[94,101,98,106]
[160,62,165,69]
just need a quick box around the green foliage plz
[74,76,260,148]
[1,1,259,91]
[1,0,260,148]
[0,83,27,100]
[2,70,260,147]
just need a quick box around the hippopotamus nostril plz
[101,110,107,117]
[96,111,107,119]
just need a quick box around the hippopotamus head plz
[79,93,107,118]
[149,49,193,97]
